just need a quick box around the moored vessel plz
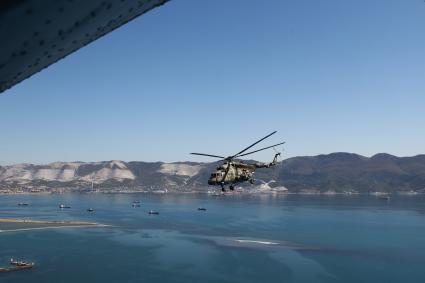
[59,204,71,209]
[0,259,34,272]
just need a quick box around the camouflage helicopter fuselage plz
[207,154,280,187]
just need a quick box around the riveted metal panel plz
[0,0,169,93]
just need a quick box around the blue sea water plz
[0,193,424,283]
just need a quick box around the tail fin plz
[271,153,281,165]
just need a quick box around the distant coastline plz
[0,189,423,196]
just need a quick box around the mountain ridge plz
[1,153,424,193]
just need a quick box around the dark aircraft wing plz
[0,0,169,93]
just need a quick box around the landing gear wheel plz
[229,185,234,191]
[249,179,255,184]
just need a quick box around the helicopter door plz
[219,171,224,181]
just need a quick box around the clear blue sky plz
[1,0,424,165]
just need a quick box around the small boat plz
[0,259,35,272]
[198,207,207,211]
[18,203,29,206]
[378,195,391,201]
[59,204,71,209]
[148,210,159,215]
[87,208,94,212]
[10,259,34,267]
[133,200,141,204]
[132,204,141,208]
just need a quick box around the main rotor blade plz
[236,142,285,158]
[190,153,226,159]
[231,131,277,158]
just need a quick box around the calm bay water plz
[0,193,424,283]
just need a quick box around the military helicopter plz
[191,131,284,191]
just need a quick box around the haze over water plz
[0,193,424,283]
